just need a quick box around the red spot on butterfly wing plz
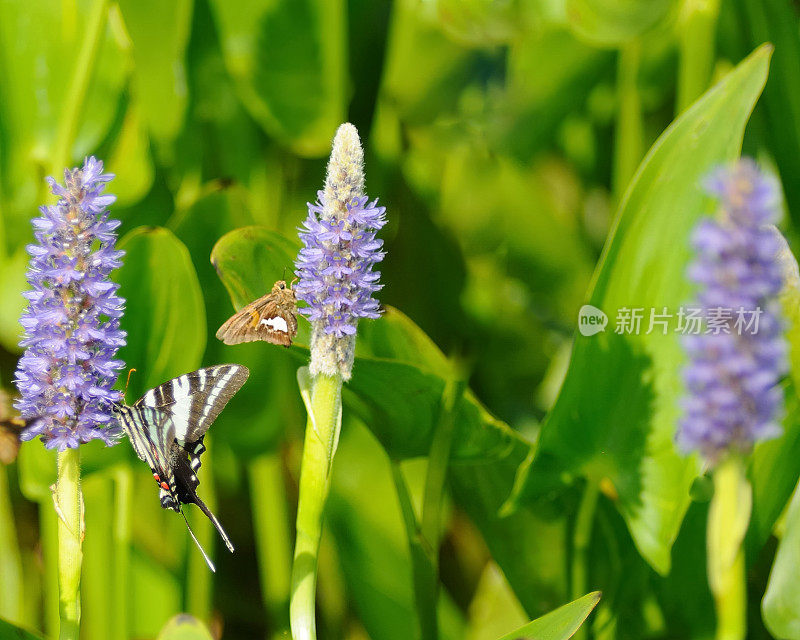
[160,481,170,491]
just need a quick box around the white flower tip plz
[326,123,365,205]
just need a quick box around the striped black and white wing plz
[115,405,180,510]
[133,364,249,446]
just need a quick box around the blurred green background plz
[1,0,800,639]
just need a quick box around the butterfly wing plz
[133,364,249,448]
[216,291,297,346]
[115,405,181,510]
[116,402,235,556]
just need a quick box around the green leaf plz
[211,226,550,612]
[494,591,601,640]
[117,0,192,144]
[206,0,346,155]
[327,419,466,640]
[116,227,206,401]
[0,617,45,640]
[0,0,127,245]
[565,0,676,47]
[764,470,800,639]
[211,226,300,312]
[106,100,154,207]
[734,0,800,229]
[155,614,213,640]
[0,248,27,353]
[505,45,772,574]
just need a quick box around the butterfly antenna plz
[192,494,235,553]
[124,368,137,403]
[180,508,216,572]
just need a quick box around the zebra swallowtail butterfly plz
[113,364,249,572]
[216,280,298,347]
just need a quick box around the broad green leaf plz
[116,227,206,402]
[0,617,45,640]
[747,238,800,557]
[211,225,520,462]
[505,45,772,574]
[0,0,127,246]
[495,591,601,640]
[565,0,676,46]
[747,387,800,560]
[180,203,298,458]
[764,471,800,639]
[327,419,466,640]
[0,248,27,352]
[210,226,300,316]
[107,101,154,207]
[155,614,214,640]
[465,563,528,640]
[117,0,192,145]
[212,227,549,612]
[207,0,347,155]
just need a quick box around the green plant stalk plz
[42,502,60,637]
[391,378,465,640]
[676,0,722,113]
[572,479,600,640]
[0,466,24,624]
[290,373,342,640]
[55,447,83,640]
[50,0,110,175]
[391,463,438,640]
[249,452,292,638]
[80,476,112,640]
[421,380,464,547]
[112,466,132,640]
[708,457,750,640]
[186,436,215,621]
[613,40,644,202]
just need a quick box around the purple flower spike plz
[679,159,788,464]
[14,157,126,451]
[294,123,386,380]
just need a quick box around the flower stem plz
[571,479,600,640]
[290,371,343,640]
[112,465,132,640]
[250,453,292,638]
[676,0,721,113]
[186,437,215,621]
[613,40,644,202]
[391,462,438,640]
[708,456,751,640]
[51,0,110,174]
[0,466,24,624]
[55,447,83,640]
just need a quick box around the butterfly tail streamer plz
[181,508,216,573]
[193,494,235,553]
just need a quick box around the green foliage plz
[155,614,214,640]
[0,618,44,640]
[1,0,800,638]
[494,591,601,640]
[116,226,206,401]
[506,45,771,575]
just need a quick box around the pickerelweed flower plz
[14,156,126,451]
[294,123,386,380]
[679,158,787,463]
